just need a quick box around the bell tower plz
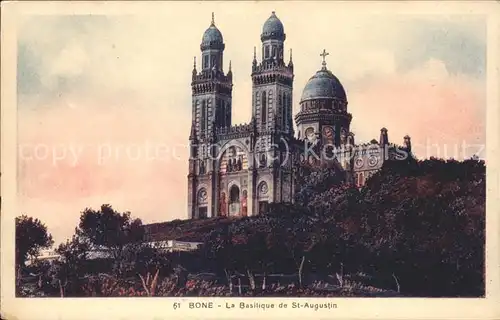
[248,12,295,216]
[188,13,233,219]
[191,13,233,141]
[251,12,294,136]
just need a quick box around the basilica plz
[187,12,412,219]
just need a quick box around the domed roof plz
[202,24,223,45]
[201,14,224,50]
[300,67,347,103]
[261,11,285,41]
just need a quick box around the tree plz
[16,215,53,268]
[51,233,92,297]
[294,163,344,210]
[75,204,145,277]
[356,157,486,296]
[203,224,239,289]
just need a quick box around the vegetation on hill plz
[16,215,54,268]
[199,157,485,297]
[15,156,485,297]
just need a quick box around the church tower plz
[191,13,233,138]
[188,13,233,219]
[251,12,294,136]
[249,12,295,215]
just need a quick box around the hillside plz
[144,157,485,297]
[143,217,237,242]
[17,157,485,298]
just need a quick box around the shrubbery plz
[202,157,485,297]
[16,157,485,297]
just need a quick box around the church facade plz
[187,12,412,219]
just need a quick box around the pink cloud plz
[18,94,191,243]
[349,60,485,159]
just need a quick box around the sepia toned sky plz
[16,3,487,245]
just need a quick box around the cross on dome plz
[211,12,215,25]
[320,49,329,69]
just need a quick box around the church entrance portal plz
[229,185,240,216]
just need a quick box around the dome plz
[202,24,223,46]
[300,68,347,103]
[261,11,285,41]
[201,14,224,50]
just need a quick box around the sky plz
[16,4,487,245]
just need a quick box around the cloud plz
[18,95,191,243]
[48,39,89,79]
[393,16,486,80]
[349,58,485,159]
[17,44,42,95]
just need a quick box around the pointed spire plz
[189,121,198,140]
[288,48,293,67]
[252,46,257,72]
[227,60,232,80]
[192,56,197,80]
[211,12,215,26]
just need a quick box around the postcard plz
[1,1,500,319]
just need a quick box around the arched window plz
[279,93,283,128]
[221,101,226,127]
[260,153,267,167]
[197,188,208,204]
[283,92,287,129]
[205,102,209,132]
[201,100,206,131]
[258,181,269,197]
[308,155,315,165]
[225,102,231,127]
[236,157,242,171]
[216,99,223,127]
[214,99,220,125]
[199,160,205,174]
[261,91,267,126]
[203,55,209,69]
[265,46,270,59]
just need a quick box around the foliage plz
[15,157,485,297]
[75,204,145,276]
[294,164,345,209]
[77,204,144,247]
[15,215,53,267]
[203,157,485,297]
